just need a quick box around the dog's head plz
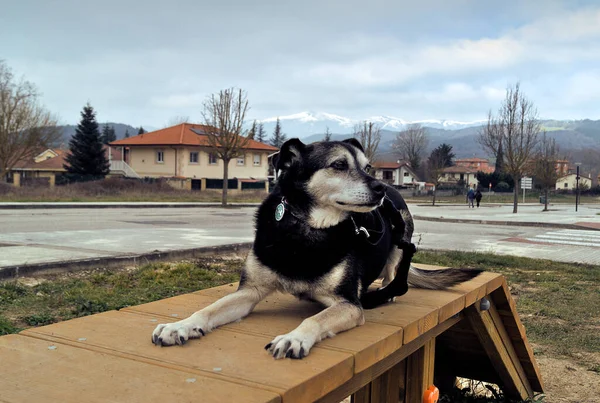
[273,138,386,213]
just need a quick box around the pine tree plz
[101,124,110,144]
[247,120,257,140]
[269,118,287,148]
[64,103,110,177]
[495,139,504,173]
[125,129,130,138]
[100,124,116,144]
[324,126,332,141]
[138,127,146,135]
[256,123,267,143]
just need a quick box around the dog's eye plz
[364,164,372,171]
[330,160,348,170]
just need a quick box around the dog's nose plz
[369,180,385,197]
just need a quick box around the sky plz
[2,0,600,128]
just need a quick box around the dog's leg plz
[381,248,402,288]
[266,301,364,359]
[151,284,272,346]
[152,251,276,346]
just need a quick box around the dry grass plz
[0,178,268,203]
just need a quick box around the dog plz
[151,138,482,359]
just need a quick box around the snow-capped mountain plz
[255,111,486,138]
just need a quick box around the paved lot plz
[0,205,599,268]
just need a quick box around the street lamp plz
[575,162,582,212]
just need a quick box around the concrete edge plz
[413,215,600,231]
[0,242,254,280]
[0,203,261,209]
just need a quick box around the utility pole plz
[575,163,581,212]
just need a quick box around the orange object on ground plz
[423,385,440,403]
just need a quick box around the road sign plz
[521,177,533,190]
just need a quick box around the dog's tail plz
[361,264,483,309]
[407,266,483,290]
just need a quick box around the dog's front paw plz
[265,330,317,359]
[151,318,206,346]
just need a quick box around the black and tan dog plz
[152,138,481,359]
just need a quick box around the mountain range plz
[256,112,600,160]
[52,113,600,160]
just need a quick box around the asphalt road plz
[1,206,599,268]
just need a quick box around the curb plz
[0,203,261,210]
[0,242,253,280]
[413,215,600,231]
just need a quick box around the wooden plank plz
[316,316,460,403]
[364,303,438,344]
[129,288,405,374]
[422,337,436,392]
[351,383,371,403]
[491,281,544,393]
[451,272,503,307]
[351,355,406,403]
[404,337,435,403]
[395,288,465,322]
[0,334,280,403]
[465,302,533,400]
[21,310,354,403]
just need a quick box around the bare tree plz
[533,133,560,212]
[0,60,61,182]
[323,126,332,142]
[352,121,381,162]
[393,123,428,170]
[201,87,250,206]
[427,143,455,206]
[478,82,541,213]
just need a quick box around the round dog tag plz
[275,202,285,221]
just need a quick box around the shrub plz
[495,181,511,192]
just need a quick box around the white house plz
[372,161,420,187]
[556,173,592,190]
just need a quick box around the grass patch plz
[407,193,600,205]
[0,178,267,203]
[0,258,242,333]
[414,250,600,370]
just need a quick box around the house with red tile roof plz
[109,123,278,189]
[9,146,122,187]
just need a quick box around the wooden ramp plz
[0,266,543,403]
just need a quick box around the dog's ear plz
[342,138,364,153]
[273,138,305,171]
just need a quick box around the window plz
[156,150,164,163]
[253,154,261,166]
[189,152,199,164]
[564,183,568,188]
[383,171,393,180]
[403,172,409,177]
[237,155,245,166]
[208,153,218,165]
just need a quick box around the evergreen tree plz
[324,126,332,141]
[138,126,146,135]
[125,129,130,138]
[269,118,287,148]
[256,123,267,143]
[64,103,110,177]
[248,120,257,139]
[495,139,505,173]
[100,124,116,144]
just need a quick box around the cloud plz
[1,0,600,125]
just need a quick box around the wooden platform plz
[0,266,543,403]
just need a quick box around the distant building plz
[556,173,592,190]
[371,161,420,188]
[439,157,492,189]
[110,123,278,190]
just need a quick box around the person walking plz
[467,187,475,208]
[475,188,483,208]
